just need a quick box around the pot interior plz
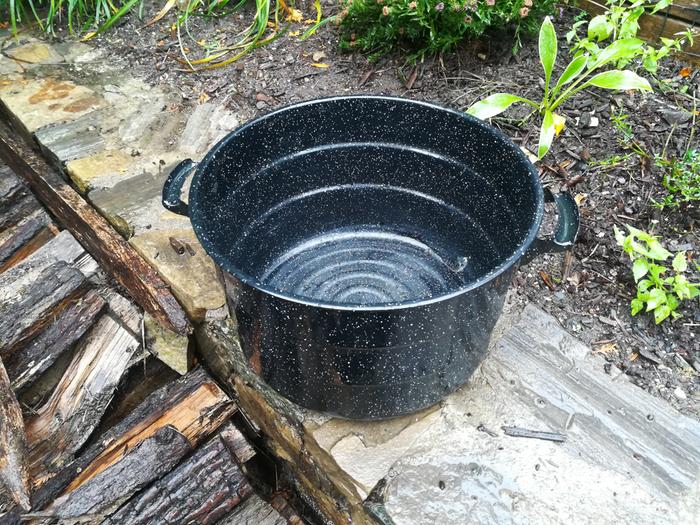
[192,97,541,307]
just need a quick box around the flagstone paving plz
[1,35,236,325]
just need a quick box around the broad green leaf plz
[673,275,691,299]
[614,226,626,246]
[538,110,555,159]
[588,15,613,42]
[638,279,652,293]
[654,303,671,324]
[553,54,588,94]
[666,293,680,311]
[592,38,644,69]
[646,239,672,261]
[632,258,649,282]
[645,288,666,311]
[630,298,644,316]
[651,0,671,15]
[466,94,534,120]
[539,17,557,88]
[688,285,700,299]
[584,70,652,92]
[672,252,687,272]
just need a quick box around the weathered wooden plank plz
[64,366,236,493]
[220,423,256,465]
[0,360,30,511]
[0,260,88,358]
[104,427,254,525]
[0,367,237,524]
[0,191,41,234]
[29,426,191,522]
[217,494,287,525]
[24,312,141,488]
[0,127,192,335]
[5,289,106,394]
[0,210,51,272]
[269,494,304,525]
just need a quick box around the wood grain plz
[0,360,30,511]
[0,127,191,335]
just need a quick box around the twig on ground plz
[501,426,567,443]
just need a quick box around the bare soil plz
[89,1,699,416]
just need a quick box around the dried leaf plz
[629,352,639,362]
[286,8,303,22]
[574,193,587,206]
[289,30,301,37]
[539,270,556,291]
[679,67,692,78]
[553,113,566,136]
[593,342,617,355]
[146,0,176,27]
[311,63,329,68]
[198,92,210,104]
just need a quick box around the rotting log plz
[0,127,191,335]
[0,367,237,524]
[0,226,57,274]
[0,260,89,358]
[218,494,287,525]
[103,424,254,525]
[0,359,30,511]
[5,289,106,394]
[28,425,191,523]
[24,311,141,488]
[0,211,54,272]
[63,366,236,493]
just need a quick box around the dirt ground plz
[88,1,699,417]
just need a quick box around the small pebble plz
[673,387,687,401]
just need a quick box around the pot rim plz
[189,95,544,312]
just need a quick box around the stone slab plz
[3,41,64,65]
[179,103,240,157]
[197,303,700,525]
[65,149,138,194]
[0,77,103,136]
[130,228,226,322]
[144,313,192,375]
[87,158,190,237]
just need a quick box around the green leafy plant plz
[337,0,555,60]
[467,16,652,158]
[654,148,700,209]
[566,0,696,74]
[615,225,699,323]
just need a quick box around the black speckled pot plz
[163,96,578,419]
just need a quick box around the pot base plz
[261,229,468,307]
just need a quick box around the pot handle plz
[522,189,580,264]
[162,159,196,216]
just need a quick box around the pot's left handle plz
[162,159,196,216]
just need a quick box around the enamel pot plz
[163,96,579,419]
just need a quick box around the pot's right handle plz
[522,189,580,264]
[162,159,196,216]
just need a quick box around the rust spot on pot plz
[28,79,75,104]
[64,95,100,113]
